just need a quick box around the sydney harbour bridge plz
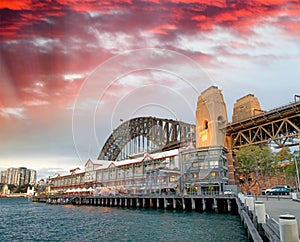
[98,94,300,163]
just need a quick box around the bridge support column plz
[164,198,167,209]
[182,198,185,210]
[157,198,160,209]
[125,198,128,207]
[173,198,176,209]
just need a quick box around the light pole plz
[294,151,300,192]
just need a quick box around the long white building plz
[48,150,180,196]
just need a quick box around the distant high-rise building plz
[29,169,37,185]
[25,169,30,185]
[18,167,27,186]
[0,167,37,186]
[0,171,6,183]
[12,168,19,186]
[5,168,14,184]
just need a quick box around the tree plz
[282,150,300,190]
[274,147,299,187]
[275,147,292,164]
[235,145,274,195]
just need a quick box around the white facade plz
[48,150,180,195]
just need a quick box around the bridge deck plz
[226,101,300,132]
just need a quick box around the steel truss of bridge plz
[226,101,300,149]
[98,117,195,161]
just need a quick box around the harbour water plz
[0,198,248,241]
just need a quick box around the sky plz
[1,0,300,179]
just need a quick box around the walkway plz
[257,196,300,235]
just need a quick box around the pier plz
[33,194,238,214]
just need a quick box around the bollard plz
[240,194,246,205]
[246,196,255,211]
[255,201,266,224]
[279,214,299,242]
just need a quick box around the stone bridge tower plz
[232,94,263,123]
[196,86,228,148]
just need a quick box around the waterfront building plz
[48,150,180,195]
[180,146,229,195]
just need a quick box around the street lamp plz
[293,151,300,192]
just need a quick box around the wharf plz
[34,194,265,241]
[33,194,238,214]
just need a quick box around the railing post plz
[255,201,266,224]
[255,201,266,235]
[246,196,254,218]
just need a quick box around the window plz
[170,176,177,182]
[203,120,208,129]
[192,173,198,178]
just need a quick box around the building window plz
[170,176,176,182]
[203,120,208,129]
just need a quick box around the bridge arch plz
[98,117,195,161]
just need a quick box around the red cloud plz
[0,0,32,10]
[150,24,177,35]
[1,0,300,41]
[1,0,300,112]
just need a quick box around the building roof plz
[49,149,179,179]
[92,149,179,170]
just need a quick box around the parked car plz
[224,189,233,195]
[268,187,290,195]
[265,185,289,195]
